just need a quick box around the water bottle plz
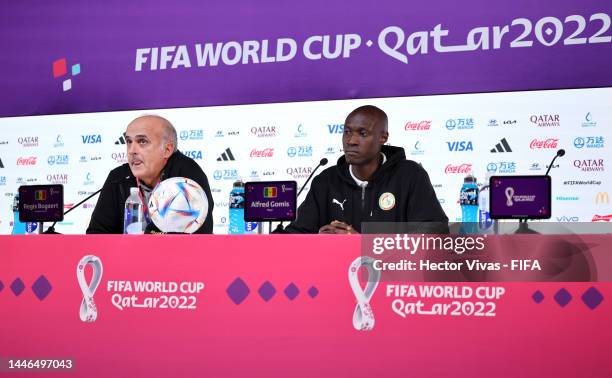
[478,173,493,233]
[123,187,145,234]
[460,175,479,233]
[229,180,246,234]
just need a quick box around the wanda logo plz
[404,121,431,131]
[17,157,37,165]
[250,148,274,158]
[530,138,558,149]
[445,164,472,174]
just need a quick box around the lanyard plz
[135,177,160,223]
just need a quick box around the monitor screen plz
[490,176,551,219]
[244,181,297,222]
[18,185,64,222]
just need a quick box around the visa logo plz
[184,150,203,160]
[446,141,473,152]
[327,124,344,134]
[81,135,102,144]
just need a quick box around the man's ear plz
[163,143,174,159]
[380,131,389,145]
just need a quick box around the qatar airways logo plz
[574,159,604,172]
[112,152,128,164]
[287,167,312,179]
[18,137,39,147]
[445,164,472,174]
[530,138,558,149]
[530,114,560,127]
[47,174,68,184]
[250,126,277,138]
[17,157,37,166]
[404,121,431,131]
[250,148,274,158]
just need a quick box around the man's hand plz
[318,220,359,234]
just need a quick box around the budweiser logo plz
[250,148,274,158]
[445,164,472,174]
[404,121,431,131]
[530,138,558,149]
[17,157,37,165]
[592,214,612,222]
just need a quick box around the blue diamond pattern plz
[258,281,276,302]
[307,286,319,298]
[0,280,4,293]
[581,287,604,310]
[31,275,52,301]
[532,290,544,304]
[226,277,250,305]
[10,278,25,296]
[554,288,572,307]
[284,283,300,301]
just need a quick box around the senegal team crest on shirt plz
[378,192,395,211]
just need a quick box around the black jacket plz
[284,145,448,233]
[86,151,214,234]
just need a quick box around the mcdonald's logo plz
[596,192,609,204]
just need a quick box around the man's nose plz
[127,142,138,154]
[347,132,359,145]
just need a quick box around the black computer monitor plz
[489,175,551,219]
[18,185,64,222]
[244,181,297,222]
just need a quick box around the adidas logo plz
[0,158,4,168]
[216,148,235,161]
[115,133,126,145]
[490,138,512,153]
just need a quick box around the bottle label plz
[460,187,478,206]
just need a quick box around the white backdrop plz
[0,87,610,234]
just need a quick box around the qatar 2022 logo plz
[77,255,103,323]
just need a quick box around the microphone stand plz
[272,158,328,233]
[43,188,102,234]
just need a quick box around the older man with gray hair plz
[87,115,214,234]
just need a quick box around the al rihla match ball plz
[148,177,208,233]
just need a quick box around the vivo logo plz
[446,141,473,152]
[556,216,579,222]
[81,135,102,144]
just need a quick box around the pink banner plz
[0,235,609,377]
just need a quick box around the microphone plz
[544,149,565,176]
[297,158,328,198]
[273,158,328,233]
[44,175,132,234]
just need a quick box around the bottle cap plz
[464,174,477,183]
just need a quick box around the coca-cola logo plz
[250,126,277,137]
[530,138,559,149]
[445,164,472,174]
[404,121,431,131]
[17,137,39,147]
[250,148,274,158]
[17,157,37,166]
[112,152,128,163]
[286,167,313,178]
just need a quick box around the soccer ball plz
[148,177,208,233]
